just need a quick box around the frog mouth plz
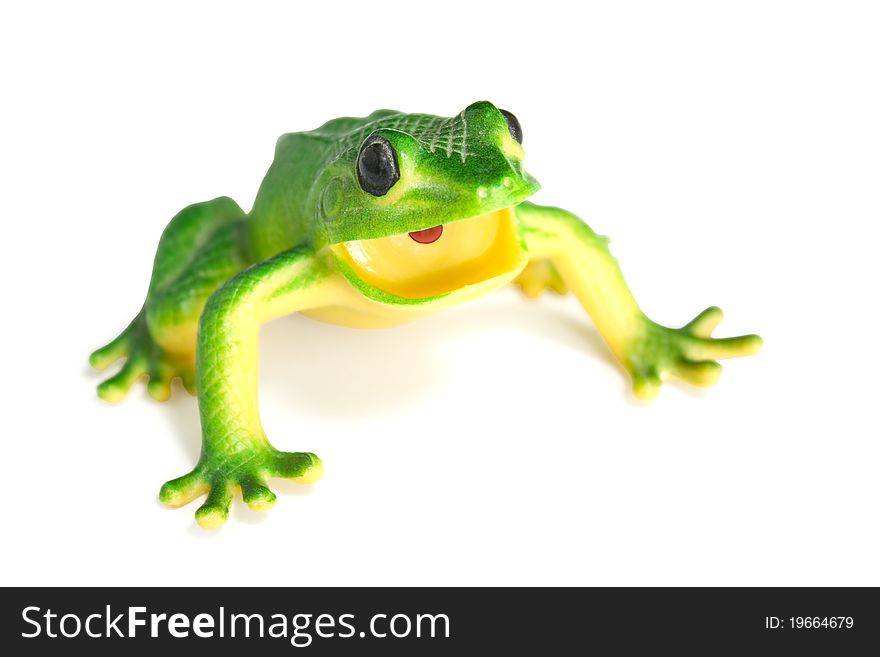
[333,206,527,298]
[408,225,444,244]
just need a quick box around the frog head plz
[315,101,540,298]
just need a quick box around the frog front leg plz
[159,247,342,528]
[515,202,762,399]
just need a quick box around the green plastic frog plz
[91,101,762,528]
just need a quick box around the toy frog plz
[91,101,761,528]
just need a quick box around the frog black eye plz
[499,109,522,144]
[357,135,400,197]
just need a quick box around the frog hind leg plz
[90,196,252,402]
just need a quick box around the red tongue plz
[408,225,443,244]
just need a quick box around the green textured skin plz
[90,101,761,527]
[248,100,540,256]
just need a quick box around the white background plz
[1,1,878,586]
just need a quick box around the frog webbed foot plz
[159,449,323,529]
[627,306,763,399]
[90,310,196,402]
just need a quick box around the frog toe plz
[146,364,175,401]
[672,359,723,388]
[632,366,662,400]
[240,474,277,511]
[160,469,234,528]
[179,366,197,395]
[96,355,148,403]
[268,451,324,484]
[190,478,235,529]
[89,332,130,371]
[159,469,209,508]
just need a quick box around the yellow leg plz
[515,201,762,398]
